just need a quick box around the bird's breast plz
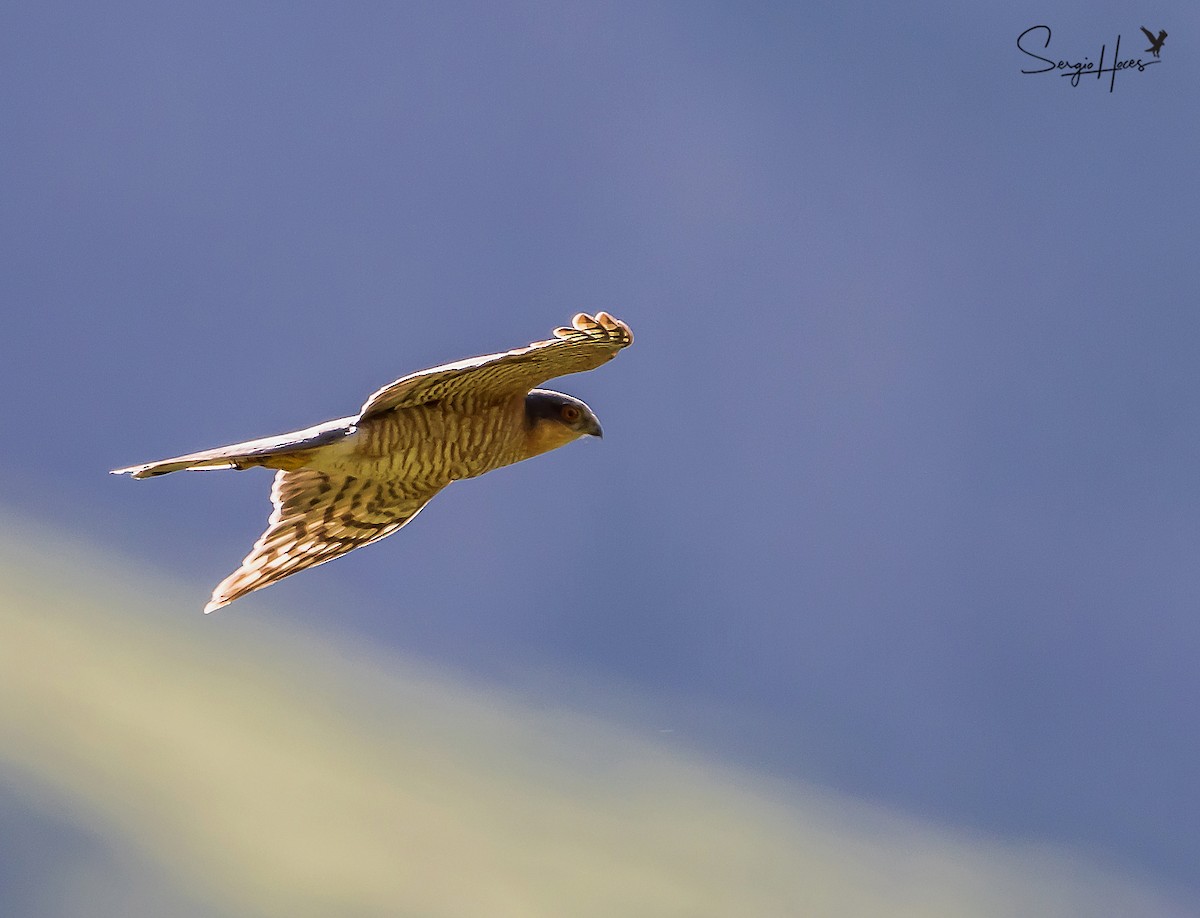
[345,400,527,485]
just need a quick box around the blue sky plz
[3,1,1198,907]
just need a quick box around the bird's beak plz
[584,417,603,438]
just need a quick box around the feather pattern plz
[204,469,440,612]
[357,312,632,421]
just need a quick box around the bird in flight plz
[1140,27,1167,58]
[113,312,633,612]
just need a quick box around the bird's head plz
[523,389,603,457]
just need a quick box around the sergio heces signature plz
[1018,25,1164,92]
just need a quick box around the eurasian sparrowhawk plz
[112,312,633,612]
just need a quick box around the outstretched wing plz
[205,468,441,612]
[1140,26,1156,43]
[357,312,633,422]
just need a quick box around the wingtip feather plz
[555,311,632,344]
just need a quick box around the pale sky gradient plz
[1,519,1195,917]
[2,2,1198,909]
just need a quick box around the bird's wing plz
[205,469,441,612]
[1140,26,1156,43]
[357,312,633,422]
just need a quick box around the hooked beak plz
[584,416,603,438]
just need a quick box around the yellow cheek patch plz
[523,420,580,459]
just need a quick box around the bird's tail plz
[110,417,355,479]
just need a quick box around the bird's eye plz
[561,405,582,423]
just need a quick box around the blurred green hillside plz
[0,514,1191,918]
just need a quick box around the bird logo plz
[1140,27,1167,58]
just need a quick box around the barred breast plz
[341,396,529,489]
